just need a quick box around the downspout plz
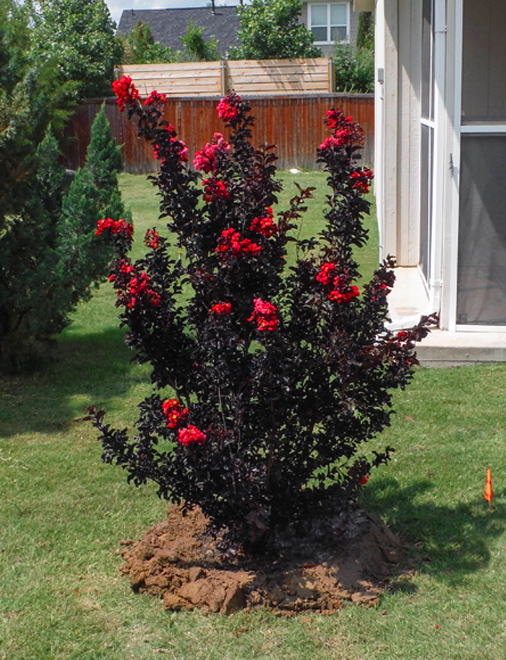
[374,0,385,264]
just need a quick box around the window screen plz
[457,136,506,325]
[330,4,347,25]
[462,0,506,123]
[311,4,327,25]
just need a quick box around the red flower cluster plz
[361,475,370,485]
[111,260,134,278]
[125,272,160,309]
[396,331,410,343]
[112,76,139,112]
[248,298,278,332]
[350,167,374,194]
[143,90,167,106]
[326,109,353,131]
[217,96,240,122]
[144,229,160,250]
[319,133,362,151]
[250,208,278,237]
[210,302,232,316]
[162,399,188,428]
[178,425,206,446]
[215,228,262,259]
[203,179,229,203]
[324,109,364,147]
[316,262,337,285]
[193,133,231,173]
[328,284,360,303]
[316,263,360,303]
[112,262,160,309]
[96,218,133,240]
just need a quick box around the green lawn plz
[1,173,506,659]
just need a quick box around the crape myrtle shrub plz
[91,77,435,549]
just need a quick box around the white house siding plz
[397,0,422,267]
[376,0,428,268]
[376,0,451,325]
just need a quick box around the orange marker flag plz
[485,468,493,510]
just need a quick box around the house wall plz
[377,0,472,330]
[377,0,422,267]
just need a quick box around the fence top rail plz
[227,58,327,67]
[118,62,223,73]
[88,92,375,103]
[120,58,327,71]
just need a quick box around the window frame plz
[308,2,350,45]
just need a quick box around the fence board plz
[227,59,331,95]
[118,58,332,97]
[118,62,223,97]
[64,94,374,175]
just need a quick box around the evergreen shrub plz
[0,105,127,371]
[334,45,375,94]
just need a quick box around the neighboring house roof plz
[116,6,241,57]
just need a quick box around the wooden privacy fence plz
[65,94,374,173]
[117,59,336,97]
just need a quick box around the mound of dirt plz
[118,504,402,615]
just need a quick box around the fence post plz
[221,60,228,96]
[328,58,336,93]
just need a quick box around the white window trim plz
[461,125,506,134]
[308,2,350,46]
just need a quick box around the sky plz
[105,0,245,28]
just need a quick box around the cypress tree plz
[86,104,130,223]
[0,104,130,371]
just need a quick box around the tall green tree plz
[31,0,123,99]
[356,11,374,51]
[0,86,127,370]
[122,19,220,65]
[181,19,220,62]
[121,20,174,65]
[228,0,321,60]
[334,45,374,93]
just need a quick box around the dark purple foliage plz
[89,79,435,550]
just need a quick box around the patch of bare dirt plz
[118,504,402,615]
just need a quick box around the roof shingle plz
[117,6,241,56]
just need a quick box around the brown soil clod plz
[119,504,402,615]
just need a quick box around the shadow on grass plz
[363,477,506,585]
[0,326,151,437]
